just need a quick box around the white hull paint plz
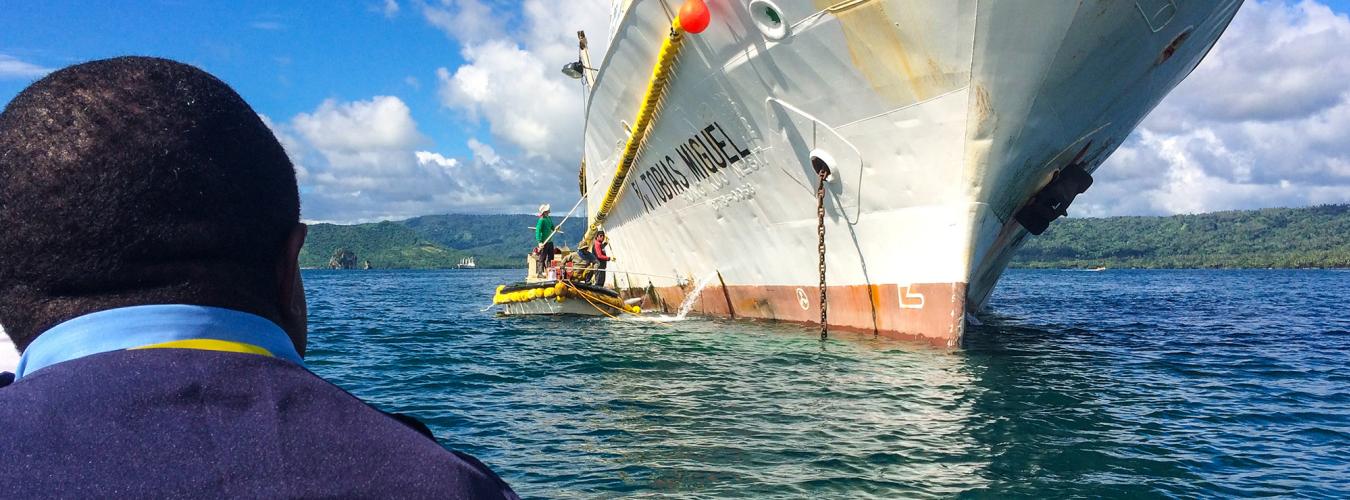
[584,0,1242,346]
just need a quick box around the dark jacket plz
[0,349,517,498]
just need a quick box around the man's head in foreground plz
[0,56,308,353]
[0,56,517,499]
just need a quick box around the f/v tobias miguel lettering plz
[630,121,754,212]
[576,0,1242,346]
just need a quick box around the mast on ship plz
[565,31,596,201]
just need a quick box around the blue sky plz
[2,1,479,161]
[3,0,1349,222]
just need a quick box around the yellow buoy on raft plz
[492,280,640,316]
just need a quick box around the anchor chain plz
[816,168,829,341]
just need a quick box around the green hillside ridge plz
[400,213,578,263]
[301,205,1349,270]
[1012,204,1350,269]
[299,221,461,269]
[301,214,573,269]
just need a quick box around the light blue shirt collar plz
[15,304,303,379]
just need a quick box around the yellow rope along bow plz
[580,16,693,249]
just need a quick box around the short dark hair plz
[0,56,300,350]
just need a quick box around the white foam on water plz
[623,272,719,323]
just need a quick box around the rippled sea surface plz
[304,269,1349,498]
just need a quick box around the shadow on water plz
[302,269,1350,498]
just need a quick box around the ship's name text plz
[629,121,753,213]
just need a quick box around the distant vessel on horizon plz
[572,0,1242,346]
[457,256,477,269]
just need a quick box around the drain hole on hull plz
[750,0,789,40]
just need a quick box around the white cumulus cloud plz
[292,96,427,153]
[420,0,506,45]
[436,40,578,157]
[429,0,613,160]
[266,96,569,222]
[415,150,458,168]
[0,54,54,80]
[418,0,612,210]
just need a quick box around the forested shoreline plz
[1012,205,1348,269]
[300,205,1349,270]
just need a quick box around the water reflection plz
[304,269,1350,498]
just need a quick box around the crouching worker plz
[0,57,518,498]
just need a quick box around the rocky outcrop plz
[328,248,358,269]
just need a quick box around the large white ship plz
[576,0,1243,346]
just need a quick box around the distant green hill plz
[301,214,583,269]
[1012,204,1350,269]
[300,221,463,269]
[400,213,569,266]
[301,205,1349,269]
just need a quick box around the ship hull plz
[584,0,1242,346]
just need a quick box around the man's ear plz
[278,223,308,356]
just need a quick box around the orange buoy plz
[678,0,711,34]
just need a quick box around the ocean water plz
[303,269,1350,498]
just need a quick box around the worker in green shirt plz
[535,204,555,278]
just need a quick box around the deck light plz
[561,61,585,79]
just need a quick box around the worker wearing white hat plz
[534,204,555,278]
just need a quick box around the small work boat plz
[492,279,640,317]
[491,213,641,317]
